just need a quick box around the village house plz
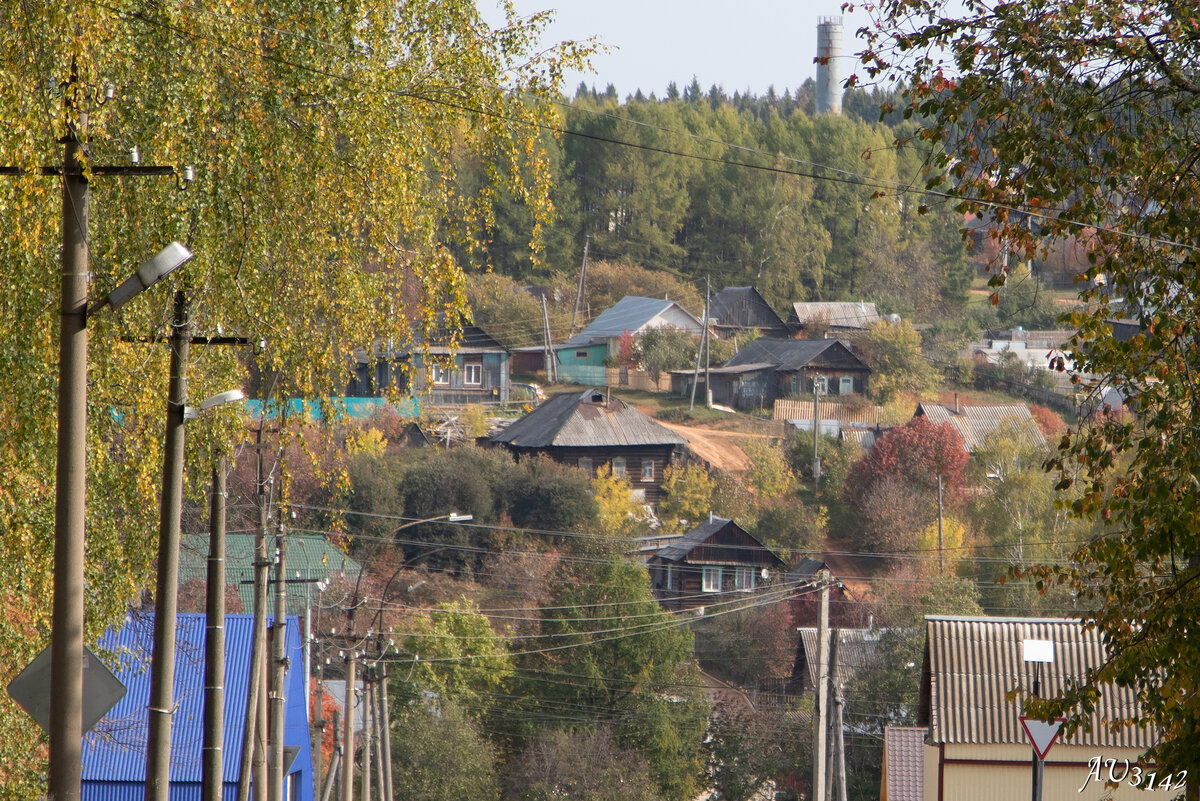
[488,387,688,503]
[646,517,787,611]
[684,338,870,409]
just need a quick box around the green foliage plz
[852,319,942,402]
[862,0,1200,763]
[591,464,650,538]
[464,272,546,348]
[391,699,501,801]
[638,327,698,381]
[740,438,796,498]
[401,599,514,712]
[504,725,664,801]
[752,500,827,556]
[658,464,716,533]
[502,455,599,534]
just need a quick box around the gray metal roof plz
[725,338,865,372]
[490,388,688,448]
[790,301,880,329]
[915,402,1047,453]
[564,295,702,347]
[922,616,1155,748]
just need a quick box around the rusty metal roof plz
[922,616,1155,749]
[490,388,688,448]
[915,402,1046,452]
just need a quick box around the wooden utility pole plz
[202,459,228,801]
[239,434,271,801]
[541,295,557,382]
[361,672,372,801]
[812,569,831,801]
[569,235,590,337]
[378,663,393,801]
[320,709,341,801]
[812,377,824,494]
[689,285,710,410]
[824,630,840,801]
[937,473,945,576]
[269,508,289,801]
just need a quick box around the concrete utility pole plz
[812,569,831,801]
[541,295,557,383]
[569,235,590,337]
[146,290,192,801]
[361,671,372,801]
[49,90,89,801]
[378,663,393,801]
[937,473,945,576]
[269,508,289,801]
[202,459,228,801]
[341,653,357,801]
[239,434,272,801]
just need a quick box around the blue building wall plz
[81,613,313,801]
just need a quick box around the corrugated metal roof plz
[179,534,361,616]
[791,301,880,329]
[915,402,1047,452]
[923,616,1155,748]
[797,627,885,688]
[564,296,702,347]
[773,398,883,425]
[490,388,688,448]
[883,726,925,801]
[841,428,879,450]
[81,613,313,798]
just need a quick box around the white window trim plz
[430,364,451,386]
[641,459,654,482]
[665,564,675,590]
[612,457,626,478]
[702,566,722,593]
[734,566,756,592]
[463,362,483,386]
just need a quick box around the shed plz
[708,286,789,337]
[81,613,314,801]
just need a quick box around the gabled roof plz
[797,627,886,688]
[725,338,869,372]
[709,286,787,330]
[180,534,360,615]
[490,388,688,449]
[773,398,882,425]
[354,324,508,363]
[914,402,1046,452]
[653,516,786,567]
[564,295,702,347]
[82,614,312,794]
[790,301,880,329]
[921,616,1154,749]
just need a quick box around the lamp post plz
[49,213,189,801]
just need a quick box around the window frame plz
[612,456,626,478]
[702,566,723,593]
[430,364,451,386]
[463,362,483,387]
[734,566,756,592]
[640,459,654,482]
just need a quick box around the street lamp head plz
[184,388,245,419]
[447,513,473,523]
[100,241,193,312]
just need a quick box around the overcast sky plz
[477,0,874,98]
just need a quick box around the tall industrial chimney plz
[816,17,843,115]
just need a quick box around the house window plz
[576,350,590,359]
[612,457,626,478]
[665,564,676,590]
[578,457,593,474]
[641,460,654,482]
[463,363,482,386]
[734,566,756,591]
[430,364,450,385]
[702,566,722,593]
[839,376,853,395]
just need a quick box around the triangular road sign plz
[1019,716,1065,760]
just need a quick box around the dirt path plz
[654,420,770,471]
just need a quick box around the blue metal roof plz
[81,613,313,801]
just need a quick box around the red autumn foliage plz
[846,416,968,500]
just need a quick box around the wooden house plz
[488,388,687,503]
[691,338,869,409]
[647,517,787,610]
[347,323,512,406]
[708,286,790,338]
[913,401,1046,453]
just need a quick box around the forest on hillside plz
[451,82,975,325]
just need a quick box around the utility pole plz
[202,459,228,801]
[825,631,840,801]
[49,76,89,801]
[269,508,289,801]
[703,277,712,408]
[812,376,825,494]
[569,235,590,337]
[812,569,831,801]
[541,295,557,383]
[146,290,192,801]
[834,685,848,801]
[378,663,393,801]
[361,671,372,801]
[239,433,272,801]
[313,661,325,787]
[341,653,357,801]
[937,473,945,576]
[689,287,709,410]
[321,709,341,801]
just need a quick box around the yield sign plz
[1019,716,1065,760]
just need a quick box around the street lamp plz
[49,239,189,801]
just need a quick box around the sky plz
[476,0,875,99]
